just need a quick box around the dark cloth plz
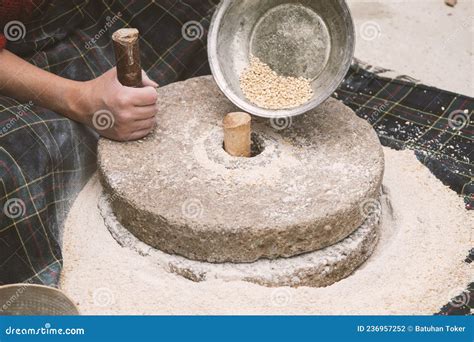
[0,0,40,50]
[0,0,472,313]
[0,0,37,24]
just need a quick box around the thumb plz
[141,70,159,88]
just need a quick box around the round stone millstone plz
[98,76,384,263]
[98,193,382,288]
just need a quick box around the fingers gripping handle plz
[112,28,143,87]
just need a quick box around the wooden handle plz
[112,28,142,87]
[223,112,252,158]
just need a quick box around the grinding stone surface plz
[98,76,384,263]
[99,194,380,288]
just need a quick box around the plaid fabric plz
[335,62,473,206]
[0,98,97,285]
[6,0,219,84]
[0,0,472,314]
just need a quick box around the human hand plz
[77,67,159,141]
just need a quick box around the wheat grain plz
[239,56,313,110]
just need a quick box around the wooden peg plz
[223,112,252,157]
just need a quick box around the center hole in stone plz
[250,132,265,157]
[222,133,265,158]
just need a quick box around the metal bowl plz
[208,0,355,118]
[0,284,79,315]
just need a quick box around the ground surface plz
[348,0,473,97]
[60,0,473,314]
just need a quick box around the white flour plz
[59,147,472,315]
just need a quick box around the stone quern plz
[98,76,384,287]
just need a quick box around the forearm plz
[0,49,89,123]
[0,49,159,141]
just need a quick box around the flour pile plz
[60,147,472,315]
